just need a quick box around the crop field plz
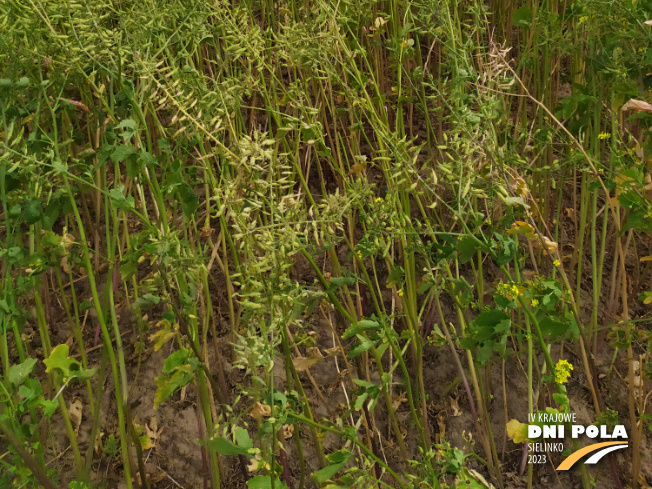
[1,0,652,488]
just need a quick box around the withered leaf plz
[292,356,322,372]
[622,99,652,113]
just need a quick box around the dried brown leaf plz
[622,99,652,113]
[292,356,321,372]
[251,402,271,421]
[449,396,462,416]
[69,397,83,432]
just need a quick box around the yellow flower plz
[374,197,383,203]
[397,289,404,297]
[598,132,611,140]
[496,282,522,300]
[531,299,539,307]
[553,259,561,267]
[555,359,574,384]
[356,250,363,259]
[578,15,588,25]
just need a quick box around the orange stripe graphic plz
[556,442,628,470]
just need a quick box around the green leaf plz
[154,348,198,408]
[23,199,43,224]
[354,391,368,410]
[313,451,351,483]
[154,368,194,409]
[19,385,34,399]
[42,199,62,230]
[109,186,135,212]
[326,450,351,464]
[375,340,390,358]
[38,399,59,417]
[353,378,377,390]
[329,276,357,289]
[115,119,138,141]
[8,358,37,386]
[457,236,483,264]
[44,344,72,378]
[342,319,380,339]
[178,182,199,216]
[347,336,376,358]
[44,344,97,382]
[539,317,568,340]
[473,309,509,328]
[139,150,157,167]
[477,342,495,364]
[206,436,253,457]
[385,266,404,287]
[111,144,137,163]
[512,7,533,28]
[234,427,253,450]
[448,277,472,301]
[247,476,288,489]
[493,233,516,266]
[163,348,192,373]
[133,293,161,310]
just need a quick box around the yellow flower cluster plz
[598,132,611,140]
[497,282,521,298]
[554,359,574,384]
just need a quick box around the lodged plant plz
[1,0,652,488]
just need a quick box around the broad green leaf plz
[44,344,72,378]
[139,150,157,167]
[111,144,137,163]
[457,236,484,264]
[329,276,357,289]
[347,336,376,358]
[234,427,253,450]
[38,398,60,417]
[205,436,253,457]
[385,266,404,287]
[109,186,135,212]
[44,344,96,382]
[342,319,380,339]
[473,309,508,328]
[42,200,62,230]
[133,293,161,310]
[512,7,533,28]
[539,317,568,340]
[8,358,37,386]
[154,368,194,409]
[115,119,138,141]
[23,199,43,224]
[163,348,192,373]
[313,451,351,483]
